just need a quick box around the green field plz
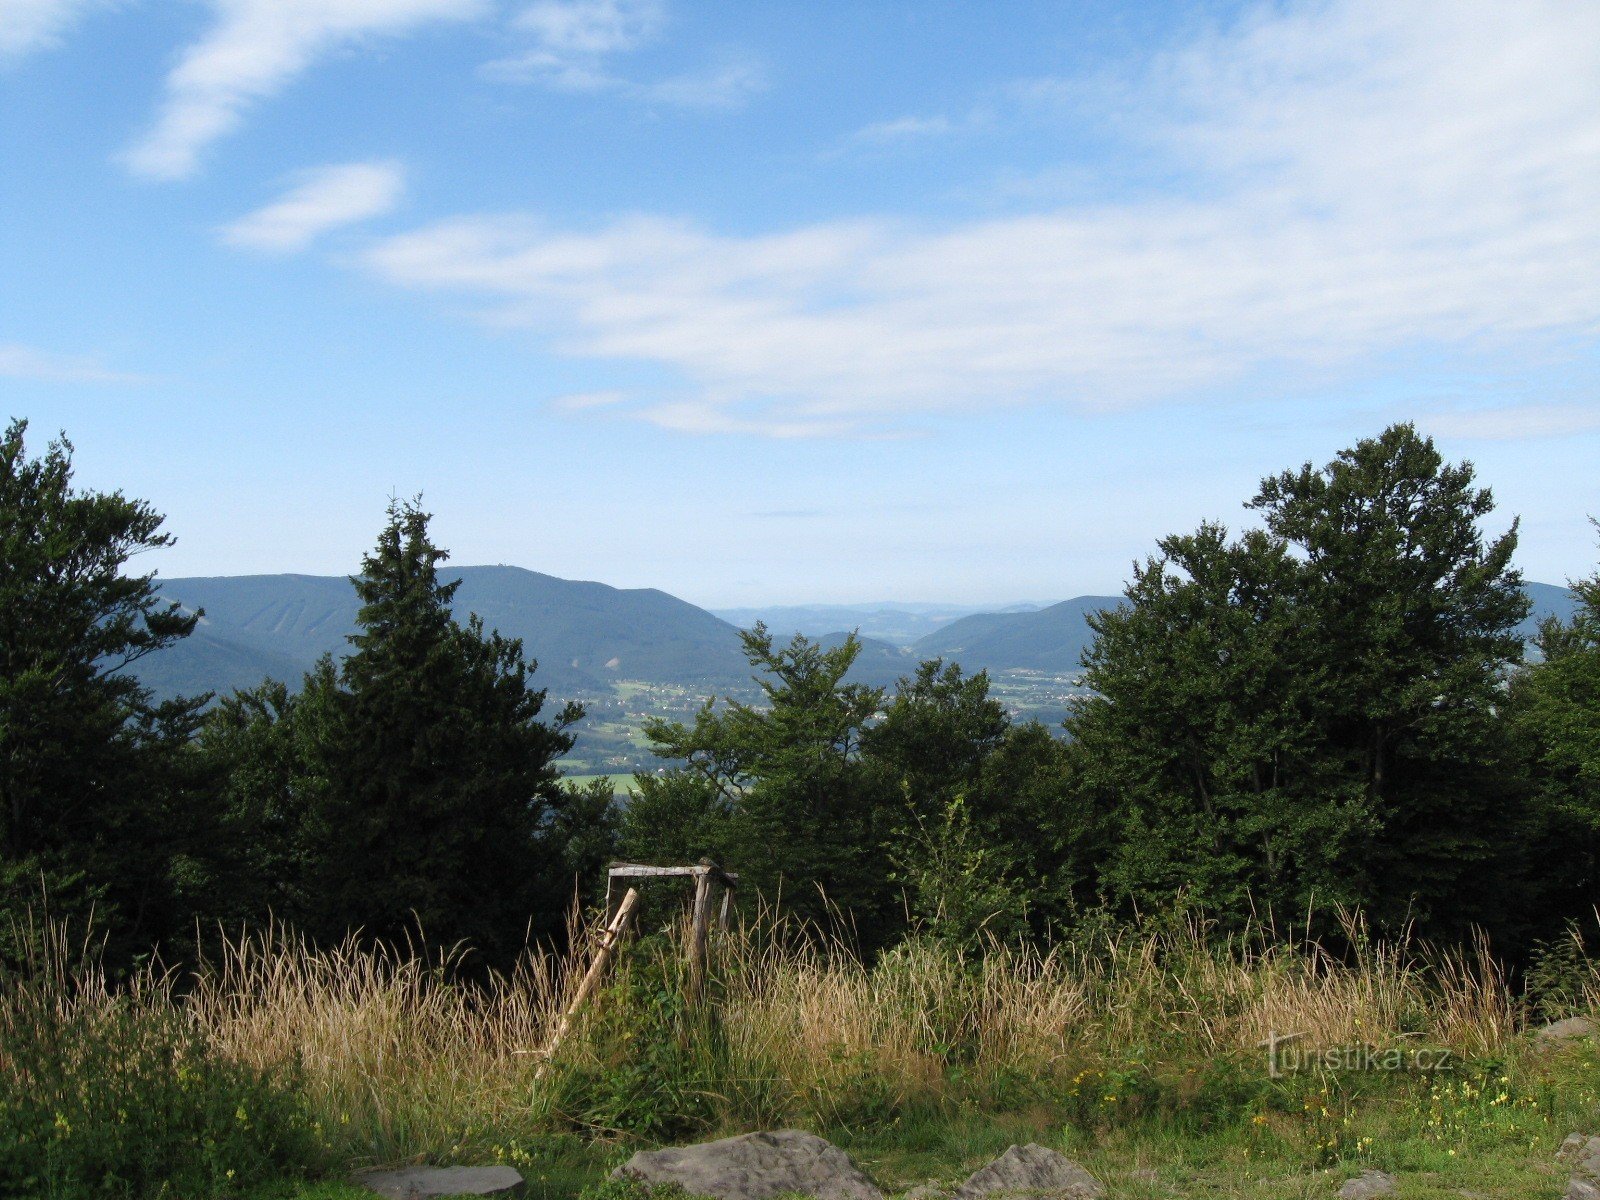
[562,771,639,794]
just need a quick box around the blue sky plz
[2,0,1598,606]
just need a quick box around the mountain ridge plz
[135,569,1583,704]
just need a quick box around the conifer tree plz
[306,498,584,960]
[0,419,207,955]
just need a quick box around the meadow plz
[5,906,1599,1199]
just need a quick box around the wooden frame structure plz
[606,858,738,997]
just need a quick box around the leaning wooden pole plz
[687,869,713,1001]
[536,886,639,1079]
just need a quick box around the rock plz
[1536,1016,1598,1045]
[1336,1170,1397,1199]
[613,1130,884,1200]
[952,1144,1104,1200]
[354,1165,524,1199]
[903,1184,952,1200]
[1567,1179,1600,1200]
[1564,1136,1600,1179]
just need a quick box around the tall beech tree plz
[1071,425,1530,937]
[1508,533,1600,938]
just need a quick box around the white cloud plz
[851,115,957,143]
[1421,404,1600,442]
[640,56,761,109]
[368,0,1600,435]
[485,0,762,108]
[514,0,659,58]
[551,388,627,409]
[122,0,485,180]
[0,341,146,384]
[221,161,404,251]
[484,0,659,87]
[0,0,105,61]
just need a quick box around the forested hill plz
[907,595,1125,673]
[140,566,753,700]
[136,569,1581,702]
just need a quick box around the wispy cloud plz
[122,0,485,180]
[1421,404,1600,442]
[0,341,146,384]
[484,0,762,108]
[850,114,959,144]
[551,389,628,409]
[221,161,405,252]
[0,0,101,60]
[639,55,762,109]
[367,0,1600,436]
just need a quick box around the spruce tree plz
[307,498,583,960]
[0,419,207,957]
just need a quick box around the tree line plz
[1,417,1596,970]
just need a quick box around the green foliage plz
[1523,922,1596,1021]
[862,659,1008,814]
[0,975,316,1199]
[551,942,728,1141]
[192,499,618,964]
[643,626,892,937]
[577,1177,692,1200]
[887,794,1027,948]
[1507,530,1600,939]
[1071,424,1532,939]
[300,499,598,959]
[0,419,211,962]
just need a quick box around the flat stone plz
[1565,1136,1600,1179]
[1337,1170,1397,1199]
[613,1130,883,1200]
[952,1145,1104,1200]
[354,1165,524,1199]
[1536,1016,1598,1045]
[1567,1178,1600,1200]
[903,1184,952,1200]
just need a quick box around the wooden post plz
[536,887,639,1079]
[717,884,733,930]
[688,869,713,1000]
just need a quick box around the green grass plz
[265,1099,1586,1200]
[19,908,1600,1198]
[264,1041,1600,1200]
[564,772,639,794]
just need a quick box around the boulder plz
[1569,1135,1600,1178]
[1567,1179,1600,1200]
[1536,1016,1598,1045]
[952,1144,1103,1200]
[613,1130,884,1200]
[1336,1170,1396,1199]
[354,1165,524,1199]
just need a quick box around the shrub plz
[0,945,317,1199]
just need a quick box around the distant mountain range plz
[711,602,1046,646]
[134,570,1583,703]
[143,567,751,701]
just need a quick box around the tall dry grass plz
[184,922,579,1165]
[6,905,1553,1171]
[714,912,1519,1123]
[164,906,1533,1159]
